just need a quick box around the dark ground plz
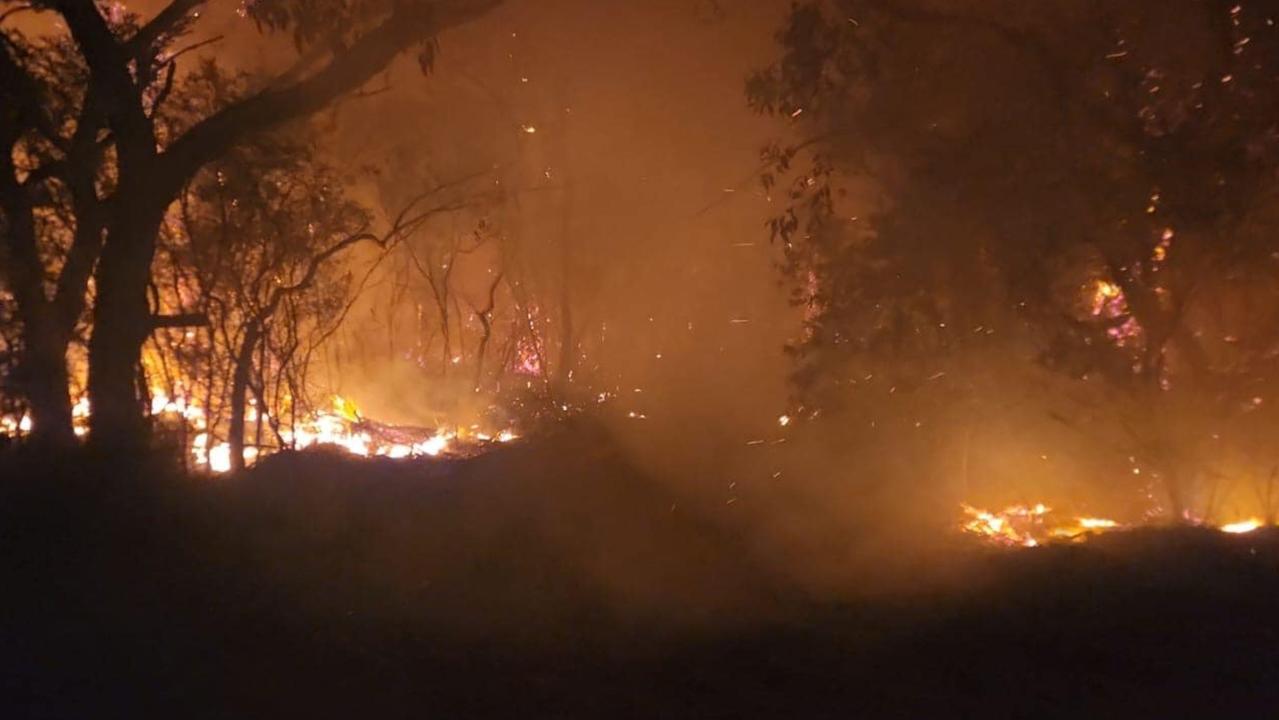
[3,428,1279,718]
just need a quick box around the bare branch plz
[159,0,503,191]
[126,0,207,58]
[151,312,210,329]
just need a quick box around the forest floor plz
[3,428,1278,718]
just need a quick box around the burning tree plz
[0,0,502,451]
[750,0,1279,519]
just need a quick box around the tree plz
[138,95,496,471]
[750,0,1279,518]
[0,18,100,446]
[332,36,606,426]
[164,125,370,471]
[0,0,501,451]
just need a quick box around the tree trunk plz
[552,100,576,396]
[21,319,75,447]
[1,180,76,446]
[227,323,261,473]
[87,204,166,450]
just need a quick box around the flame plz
[2,388,516,474]
[960,503,1055,547]
[962,503,1270,546]
[208,443,232,473]
[332,395,361,422]
[248,395,518,471]
[412,435,450,457]
[960,503,1125,547]
[1221,518,1262,534]
[1091,279,1122,312]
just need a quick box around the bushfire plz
[960,502,1266,547]
[3,393,517,474]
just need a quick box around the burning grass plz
[959,501,1267,548]
[3,391,519,473]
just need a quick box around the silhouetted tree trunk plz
[227,322,261,472]
[472,272,504,389]
[0,191,72,444]
[0,85,76,445]
[87,198,169,449]
[20,318,75,447]
[74,0,499,452]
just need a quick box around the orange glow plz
[961,503,1271,546]
[3,391,517,473]
[1220,519,1262,534]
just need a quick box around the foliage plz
[0,0,501,447]
[750,0,1279,515]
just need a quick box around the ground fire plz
[3,390,517,473]
[959,502,1265,548]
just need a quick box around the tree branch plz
[151,312,210,329]
[126,0,207,58]
[51,0,156,171]
[159,0,502,191]
[0,29,63,147]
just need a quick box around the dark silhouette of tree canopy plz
[750,0,1279,518]
[0,0,501,451]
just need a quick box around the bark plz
[66,0,500,453]
[86,199,167,449]
[224,227,380,470]
[0,136,76,445]
[472,271,503,389]
[20,318,75,447]
[227,323,261,473]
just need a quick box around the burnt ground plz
[3,429,1279,718]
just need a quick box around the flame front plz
[961,503,1269,546]
[7,390,519,474]
[960,503,1058,547]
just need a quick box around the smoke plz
[317,0,799,441]
[302,0,983,605]
[114,0,998,608]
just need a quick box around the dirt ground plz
[3,434,1278,718]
